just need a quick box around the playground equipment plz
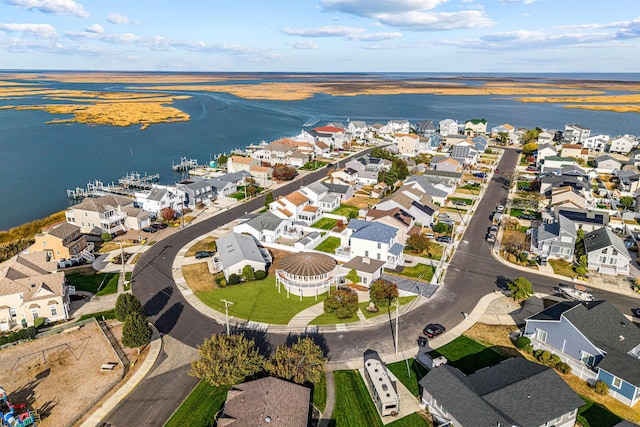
[0,387,37,427]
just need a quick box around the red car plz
[423,323,446,338]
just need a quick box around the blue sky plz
[0,0,638,72]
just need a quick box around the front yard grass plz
[405,242,443,261]
[386,359,429,397]
[164,381,230,427]
[195,276,328,324]
[578,397,623,427]
[314,236,341,253]
[428,335,510,375]
[447,197,473,205]
[185,236,217,257]
[392,263,435,281]
[311,217,338,230]
[66,270,118,296]
[331,204,360,218]
[548,259,576,278]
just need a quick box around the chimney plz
[362,257,370,264]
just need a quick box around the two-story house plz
[135,186,180,218]
[536,143,558,165]
[340,220,404,269]
[438,119,459,136]
[525,300,640,407]
[414,119,437,137]
[65,194,150,235]
[463,118,487,137]
[530,215,577,262]
[233,211,294,244]
[595,154,624,172]
[269,191,321,225]
[309,125,347,149]
[387,119,410,134]
[583,227,631,275]
[582,134,610,153]
[299,182,341,212]
[609,135,637,154]
[394,133,420,156]
[564,123,591,143]
[346,120,368,140]
[376,187,438,227]
[227,155,260,173]
[490,123,515,141]
[431,157,462,173]
[450,140,478,165]
[560,144,588,161]
[29,222,94,264]
[364,208,418,244]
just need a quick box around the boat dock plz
[66,172,160,200]
[172,157,200,172]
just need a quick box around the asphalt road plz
[104,147,636,426]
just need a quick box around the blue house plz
[525,300,640,406]
[471,135,489,152]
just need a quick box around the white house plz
[537,130,556,144]
[299,182,341,212]
[582,134,610,153]
[387,119,410,134]
[342,256,385,287]
[216,233,268,280]
[584,227,631,275]
[536,143,558,165]
[439,119,459,136]
[395,134,420,156]
[309,125,348,149]
[340,219,404,269]
[135,186,180,218]
[609,135,637,154]
[564,123,590,143]
[65,194,150,235]
[464,119,487,136]
[233,212,294,244]
[594,155,623,172]
[269,191,321,225]
[347,120,368,140]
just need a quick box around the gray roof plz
[596,154,623,164]
[323,182,351,195]
[222,170,252,183]
[350,120,367,127]
[566,123,589,130]
[584,227,629,257]
[540,174,590,193]
[244,212,287,232]
[304,182,328,196]
[347,219,398,244]
[614,421,640,427]
[417,170,463,180]
[388,243,404,256]
[343,256,386,274]
[406,177,448,198]
[146,187,168,202]
[216,232,265,269]
[536,215,576,242]
[537,142,557,152]
[46,222,80,240]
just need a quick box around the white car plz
[496,205,504,212]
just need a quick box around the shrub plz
[433,222,451,233]
[0,327,37,346]
[101,232,113,243]
[214,276,226,287]
[255,270,267,280]
[228,274,241,285]
[242,265,255,282]
[547,354,561,367]
[556,362,571,374]
[324,289,358,319]
[518,253,528,263]
[594,380,609,396]
[514,336,532,353]
[33,317,46,329]
[122,312,152,348]
[115,293,145,322]
[537,350,552,365]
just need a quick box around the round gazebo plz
[276,252,339,299]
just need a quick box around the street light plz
[221,299,233,335]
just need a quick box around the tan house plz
[65,194,151,235]
[550,186,589,210]
[395,133,420,156]
[560,144,588,161]
[226,155,259,173]
[249,165,273,182]
[0,252,69,330]
[29,222,94,264]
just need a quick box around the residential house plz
[530,215,576,262]
[65,194,150,235]
[347,120,368,140]
[417,134,442,153]
[404,174,457,206]
[629,149,640,167]
[442,133,468,150]
[540,156,577,174]
[550,186,590,211]
[233,212,294,244]
[471,135,489,152]
[309,125,347,149]
[595,155,623,172]
[525,300,640,406]
[618,169,640,193]
[364,208,418,244]
[450,140,478,165]
[438,119,459,136]
[490,123,515,142]
[552,207,610,232]
[370,182,388,199]
[331,167,358,185]
[420,357,583,427]
[269,191,321,225]
[415,119,437,137]
[249,165,273,182]
[536,143,558,165]
[253,142,294,166]
[29,222,94,264]
[176,178,219,209]
[387,119,410,134]
[340,220,404,269]
[584,227,631,275]
[134,185,180,218]
[375,187,438,228]
[395,133,420,156]
[226,155,259,173]
[289,152,310,169]
[609,135,637,154]
[560,144,587,161]
[564,123,591,143]
[540,173,591,196]
[299,182,340,212]
[342,256,386,287]
[463,118,487,136]
[342,155,391,185]
[216,232,268,280]
[0,252,69,330]
[368,123,389,138]
[431,157,462,173]
[217,377,310,427]
[582,134,610,153]
[537,130,556,144]
[322,182,355,202]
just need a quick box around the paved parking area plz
[381,273,438,298]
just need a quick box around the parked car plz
[526,166,539,172]
[152,223,168,230]
[494,168,500,173]
[473,172,486,179]
[424,233,435,239]
[437,236,452,244]
[520,214,535,220]
[423,323,446,338]
[453,201,467,206]
[486,233,496,243]
[489,225,498,233]
[142,226,157,233]
[496,205,504,212]
[437,213,450,220]
[195,251,214,259]
[519,185,532,191]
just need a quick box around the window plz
[581,351,595,366]
[561,236,573,243]
[31,310,39,320]
[612,249,618,256]
[365,250,369,257]
[612,376,622,388]
[599,256,607,263]
[536,329,548,342]
[601,248,608,254]
[377,242,381,249]
[50,306,58,317]
[377,253,381,260]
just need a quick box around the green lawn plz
[311,217,338,230]
[195,276,327,324]
[77,309,116,322]
[332,204,360,217]
[165,381,230,427]
[428,335,510,375]
[314,237,341,254]
[66,271,118,296]
[332,370,429,427]
[577,396,623,427]
[359,296,417,319]
[310,296,416,324]
[300,160,328,170]
[392,263,435,281]
[404,242,443,261]
[447,197,473,205]
[386,359,429,397]
[313,372,327,413]
[548,259,576,278]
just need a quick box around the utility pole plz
[395,299,399,356]
[221,299,233,335]
[119,241,126,291]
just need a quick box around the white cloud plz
[3,0,89,18]
[350,32,402,41]
[107,13,137,25]
[282,25,402,41]
[0,23,57,38]
[65,30,140,44]
[85,23,103,34]
[321,0,447,16]
[287,40,318,49]
[377,10,494,31]
[498,0,536,4]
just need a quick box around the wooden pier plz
[172,157,199,172]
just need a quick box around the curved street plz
[104,147,638,425]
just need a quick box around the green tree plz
[575,255,589,276]
[370,147,396,160]
[392,158,409,181]
[414,153,432,165]
[406,234,430,254]
[433,222,451,233]
[521,142,539,154]
[521,127,542,145]
[190,333,265,387]
[121,312,152,349]
[575,229,586,259]
[497,132,509,145]
[369,279,399,309]
[266,337,326,385]
[115,293,145,322]
[264,190,274,207]
[508,276,533,301]
[324,289,358,319]
[101,232,113,243]
[346,269,360,285]
[620,196,634,210]
[242,265,255,282]
[217,154,228,167]
[273,164,297,181]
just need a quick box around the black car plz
[151,223,168,230]
[423,323,446,338]
[437,236,452,244]
[195,251,214,259]
[142,226,157,233]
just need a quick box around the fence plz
[531,339,598,383]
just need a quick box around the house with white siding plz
[65,194,150,235]
[584,227,631,275]
[564,123,590,143]
[609,135,637,154]
[438,119,459,136]
[339,220,404,269]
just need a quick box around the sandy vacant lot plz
[0,320,124,427]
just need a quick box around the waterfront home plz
[387,119,410,134]
[609,135,638,154]
[216,232,269,280]
[269,191,321,225]
[595,154,623,172]
[525,300,640,407]
[342,256,385,287]
[463,118,487,137]
[176,177,221,209]
[309,125,347,149]
[415,119,437,137]
[583,227,630,275]
[253,142,295,165]
[218,377,310,427]
[582,134,610,153]
[347,120,368,140]
[442,133,468,149]
[66,194,150,235]
[300,182,341,212]
[560,144,588,161]
[438,119,459,136]
[530,215,577,263]
[394,133,420,156]
[226,155,260,174]
[340,219,404,269]
[375,187,438,228]
[564,123,591,143]
[490,123,515,140]
[450,140,478,165]
[0,252,69,330]
[135,185,180,218]
[233,211,294,244]
[536,143,558,165]
[29,222,94,264]
[540,156,577,174]
[364,207,418,244]
[420,357,583,427]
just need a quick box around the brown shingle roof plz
[45,222,81,240]
[284,191,309,206]
[72,194,134,213]
[231,155,255,165]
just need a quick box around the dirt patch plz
[182,263,216,292]
[342,196,378,209]
[0,320,130,427]
[265,248,296,271]
[185,236,217,257]
[484,296,523,315]
[463,323,521,358]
